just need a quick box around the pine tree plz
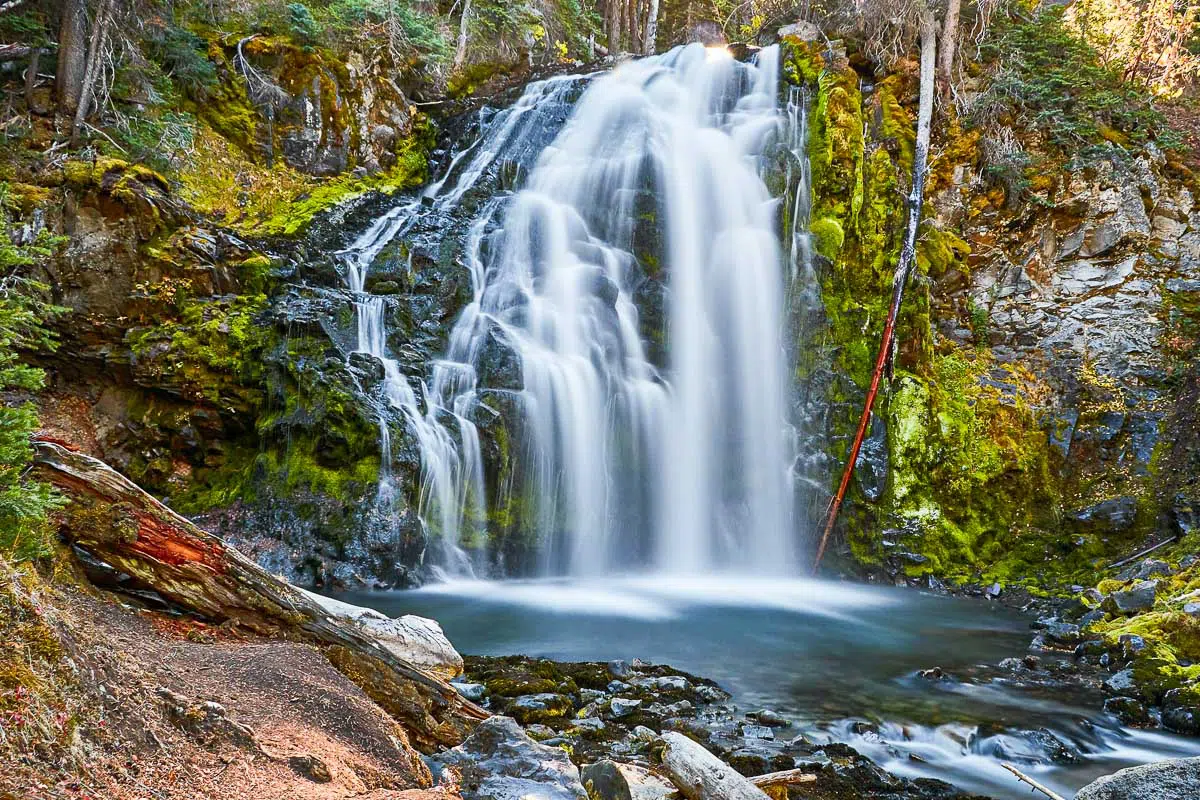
[0,184,64,561]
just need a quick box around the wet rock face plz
[1075,755,1200,800]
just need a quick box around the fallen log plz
[32,440,487,752]
[655,732,771,800]
[749,769,817,788]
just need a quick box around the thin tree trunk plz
[454,0,472,69]
[56,0,88,117]
[608,0,622,54]
[938,0,961,96]
[813,10,937,572]
[70,0,115,144]
[24,48,40,110]
[643,0,660,55]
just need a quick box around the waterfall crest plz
[342,44,810,578]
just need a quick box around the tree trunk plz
[608,0,622,54]
[56,0,88,117]
[32,440,488,752]
[454,0,472,69]
[70,0,115,144]
[813,10,937,572]
[938,0,961,97]
[643,0,660,55]
[24,48,40,110]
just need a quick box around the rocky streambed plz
[343,576,1200,799]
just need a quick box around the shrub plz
[977,6,1179,153]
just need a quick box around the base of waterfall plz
[410,573,900,621]
[341,578,1200,800]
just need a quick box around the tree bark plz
[32,440,488,752]
[938,0,961,97]
[657,732,771,800]
[24,48,40,110]
[56,0,88,117]
[643,0,660,55]
[607,0,622,54]
[454,0,472,69]
[813,9,937,572]
[70,0,115,144]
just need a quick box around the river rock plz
[435,716,587,800]
[1103,696,1152,726]
[748,709,789,728]
[1104,580,1159,614]
[507,693,574,724]
[581,760,678,800]
[1070,497,1138,533]
[297,588,464,679]
[1075,756,1200,800]
[610,698,643,718]
[454,682,488,702]
[1104,669,1139,696]
[1118,558,1172,581]
[1162,689,1200,735]
[654,732,770,800]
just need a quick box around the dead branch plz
[1000,763,1067,800]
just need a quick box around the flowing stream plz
[341,579,1200,800]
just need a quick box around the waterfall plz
[341,43,813,578]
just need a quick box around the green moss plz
[127,293,269,409]
[918,226,971,277]
[257,120,433,237]
[239,254,274,294]
[810,217,844,260]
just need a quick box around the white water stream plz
[341,44,809,577]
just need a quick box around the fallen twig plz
[1107,536,1178,570]
[1001,763,1066,800]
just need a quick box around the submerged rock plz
[435,716,588,800]
[1075,756,1200,800]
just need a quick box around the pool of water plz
[336,575,1200,799]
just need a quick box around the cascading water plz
[342,43,812,578]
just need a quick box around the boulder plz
[1104,580,1159,615]
[299,588,464,680]
[436,716,588,800]
[1070,497,1138,533]
[1075,756,1200,800]
[1162,689,1200,735]
[581,760,678,800]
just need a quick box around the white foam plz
[409,574,899,622]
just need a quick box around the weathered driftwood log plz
[748,769,817,788]
[32,440,487,752]
[655,732,770,800]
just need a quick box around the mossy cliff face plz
[784,39,1200,591]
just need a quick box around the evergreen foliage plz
[0,185,64,562]
[978,6,1180,153]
